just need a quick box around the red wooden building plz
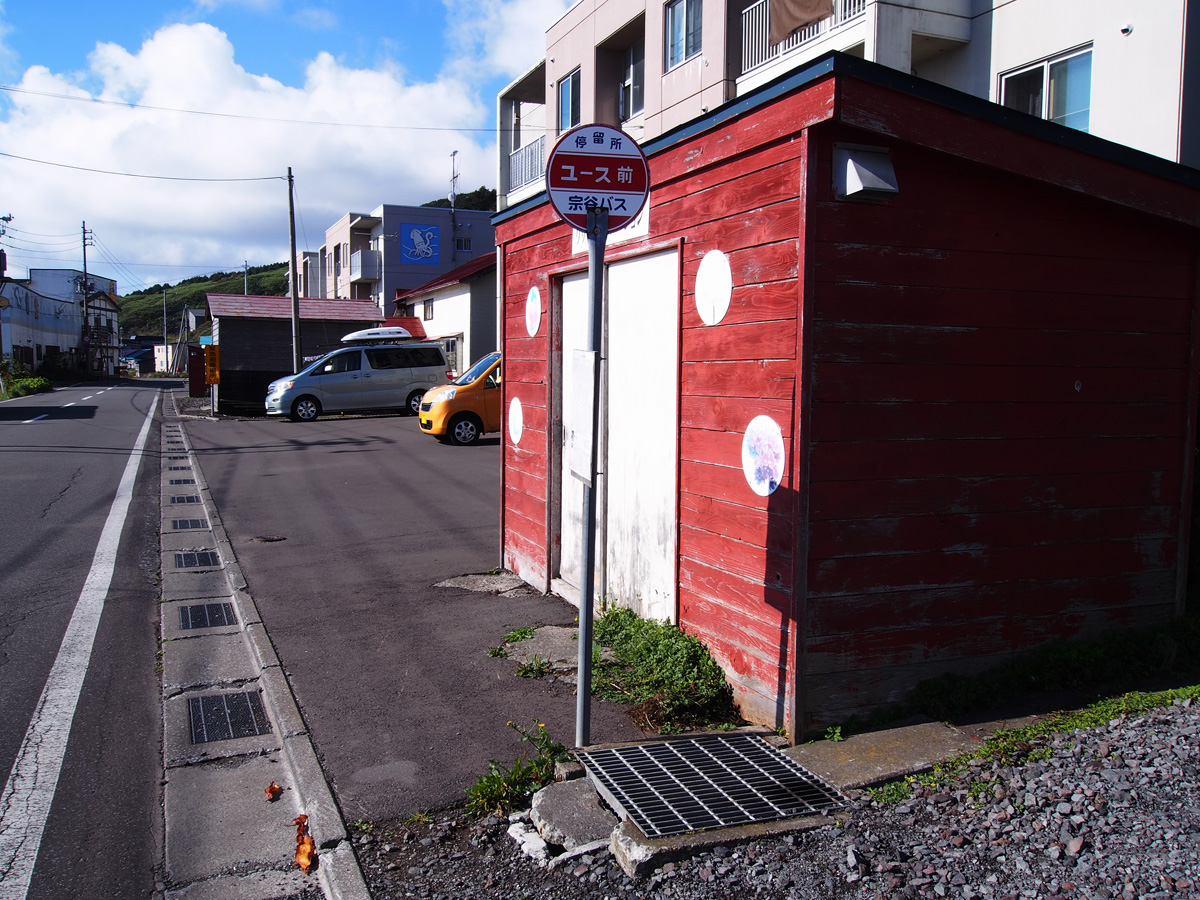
[493,53,1200,739]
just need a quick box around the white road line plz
[0,399,155,900]
[21,415,48,424]
[60,403,75,408]
[80,396,93,401]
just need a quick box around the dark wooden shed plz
[493,53,1200,739]
[206,294,380,413]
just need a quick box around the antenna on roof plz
[448,150,459,209]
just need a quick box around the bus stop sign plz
[546,124,649,232]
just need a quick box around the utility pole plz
[82,221,94,376]
[163,287,168,374]
[288,168,301,372]
[244,260,249,295]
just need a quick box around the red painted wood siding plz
[801,126,1197,727]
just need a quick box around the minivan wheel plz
[290,396,321,422]
[448,414,481,445]
[406,391,424,416]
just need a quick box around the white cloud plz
[0,22,497,290]
[443,0,569,81]
[293,7,338,31]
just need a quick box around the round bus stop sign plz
[546,124,649,232]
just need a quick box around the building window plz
[1002,47,1092,132]
[620,38,645,120]
[456,237,472,252]
[665,0,702,70]
[424,298,434,321]
[558,68,581,134]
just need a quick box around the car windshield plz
[452,352,501,386]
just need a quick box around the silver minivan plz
[265,342,451,421]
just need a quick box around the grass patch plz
[465,720,568,817]
[2,376,53,399]
[869,683,1200,804]
[592,607,736,733]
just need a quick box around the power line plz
[0,83,497,133]
[0,150,283,182]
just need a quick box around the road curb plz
[161,391,371,900]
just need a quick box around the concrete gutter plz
[159,392,369,900]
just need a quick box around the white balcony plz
[350,249,382,282]
[508,135,546,194]
[742,0,867,74]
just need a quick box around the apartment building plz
[498,0,1198,210]
[297,204,496,317]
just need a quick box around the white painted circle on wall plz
[508,397,524,444]
[526,286,542,336]
[742,415,784,496]
[695,249,733,326]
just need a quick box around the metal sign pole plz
[576,205,609,749]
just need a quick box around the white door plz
[606,250,679,622]
[558,272,590,594]
[556,250,679,622]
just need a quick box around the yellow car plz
[418,352,502,445]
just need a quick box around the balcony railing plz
[508,134,546,193]
[742,0,867,74]
[350,249,382,282]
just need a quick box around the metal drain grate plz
[168,465,191,471]
[168,478,196,485]
[188,692,271,743]
[171,518,209,530]
[179,602,236,629]
[170,495,201,504]
[168,456,187,461]
[575,734,844,838]
[175,551,220,568]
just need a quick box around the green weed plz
[503,626,536,643]
[824,725,844,742]
[486,645,508,658]
[404,811,430,828]
[592,607,736,733]
[465,720,568,817]
[515,655,551,678]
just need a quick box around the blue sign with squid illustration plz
[401,224,439,264]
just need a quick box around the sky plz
[0,0,568,293]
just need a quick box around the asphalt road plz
[182,409,647,823]
[0,381,163,900]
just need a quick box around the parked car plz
[265,342,452,421]
[418,352,502,445]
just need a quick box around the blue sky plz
[0,0,566,292]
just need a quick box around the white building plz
[1,269,119,376]
[392,253,498,374]
[297,204,496,317]
[498,0,1199,210]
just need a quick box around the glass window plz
[1002,48,1091,133]
[456,237,472,252]
[558,69,581,133]
[423,298,434,321]
[620,38,645,120]
[665,0,702,70]
[325,351,361,374]
[366,347,408,369]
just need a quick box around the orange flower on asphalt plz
[265,781,282,801]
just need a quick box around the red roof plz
[393,252,496,303]
[383,315,427,338]
[206,294,382,322]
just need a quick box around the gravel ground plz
[353,699,1198,899]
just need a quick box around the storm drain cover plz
[174,551,220,568]
[170,495,201,504]
[168,465,191,471]
[188,692,270,743]
[171,518,209,530]
[168,478,196,485]
[179,602,236,629]
[168,456,187,461]
[575,733,844,838]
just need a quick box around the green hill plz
[119,264,289,340]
